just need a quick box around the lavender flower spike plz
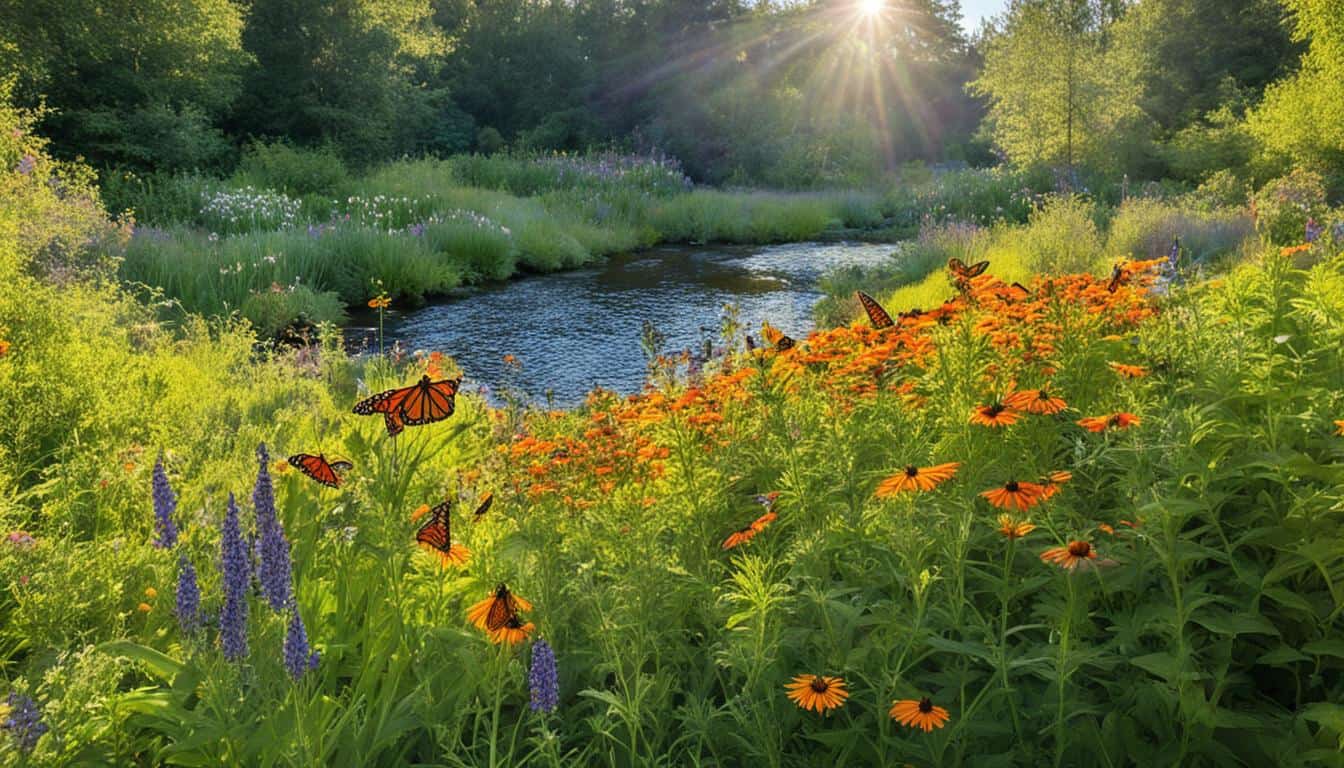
[529,638,559,713]
[253,443,292,610]
[175,555,201,635]
[284,607,319,680]
[2,693,48,752]
[151,454,178,548]
[219,493,250,661]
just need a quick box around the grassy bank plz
[7,110,1344,765]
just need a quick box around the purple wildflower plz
[219,493,250,661]
[2,693,47,752]
[284,607,319,680]
[176,555,201,635]
[528,638,559,713]
[16,154,35,176]
[1306,218,1323,244]
[253,444,292,610]
[151,455,178,548]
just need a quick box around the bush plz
[1107,198,1253,264]
[1017,195,1106,274]
[1251,169,1329,245]
[235,141,350,197]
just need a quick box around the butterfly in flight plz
[856,291,894,329]
[760,321,796,352]
[471,492,494,522]
[287,453,353,488]
[1107,263,1130,293]
[415,499,470,566]
[948,258,989,281]
[354,375,462,435]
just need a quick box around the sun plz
[857,0,884,17]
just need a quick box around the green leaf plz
[1258,645,1311,666]
[1189,609,1279,637]
[98,640,186,682]
[1302,639,1344,659]
[1301,703,1344,732]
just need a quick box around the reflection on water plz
[378,241,898,405]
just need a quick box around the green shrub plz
[1251,168,1329,245]
[1107,198,1253,264]
[422,214,516,281]
[241,284,346,338]
[1017,194,1106,274]
[235,141,350,197]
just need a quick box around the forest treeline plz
[0,0,1340,188]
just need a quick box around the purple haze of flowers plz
[16,154,35,176]
[253,444,293,610]
[1306,217,1324,243]
[176,555,201,635]
[528,638,559,713]
[151,455,178,548]
[219,493,250,661]
[2,693,47,752]
[284,608,319,680]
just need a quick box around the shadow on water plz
[356,241,899,406]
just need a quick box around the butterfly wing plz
[353,384,412,416]
[472,493,494,520]
[288,454,341,488]
[400,377,460,427]
[1107,264,1126,293]
[383,410,405,437]
[761,322,795,352]
[965,260,990,278]
[485,586,520,631]
[856,291,894,329]
[415,500,453,553]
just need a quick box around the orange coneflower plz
[874,462,961,496]
[980,480,1046,511]
[1334,420,1344,436]
[1039,470,1072,500]
[1108,362,1148,379]
[971,402,1020,428]
[784,674,848,713]
[889,697,951,732]
[1077,412,1141,432]
[1005,388,1068,415]
[996,514,1036,539]
[1040,540,1098,570]
[488,615,535,645]
[368,295,391,309]
[410,504,431,523]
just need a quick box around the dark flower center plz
[985,403,1005,416]
[1036,390,1051,400]
[810,678,829,693]
[1068,541,1092,557]
[1005,481,1020,492]
[904,465,919,477]
[1109,414,1123,426]
[505,615,524,629]
[918,697,933,713]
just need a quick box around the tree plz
[969,0,1141,171]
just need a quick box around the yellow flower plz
[137,602,152,613]
[144,587,157,599]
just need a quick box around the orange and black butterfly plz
[415,499,471,566]
[856,291,894,329]
[287,453,353,488]
[354,375,462,434]
[760,321,795,352]
[471,492,494,522]
[483,583,524,631]
[1107,263,1130,293]
[948,258,989,281]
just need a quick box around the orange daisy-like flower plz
[1108,362,1148,379]
[1039,470,1072,500]
[1004,388,1068,415]
[424,542,472,567]
[1077,412,1141,432]
[1334,420,1344,436]
[488,615,535,645]
[980,480,1046,511]
[784,674,849,713]
[996,514,1036,539]
[1040,540,1098,570]
[722,525,758,550]
[750,511,777,532]
[970,403,1019,428]
[1280,244,1311,257]
[410,504,431,523]
[368,295,391,309]
[874,462,961,496]
[889,697,951,732]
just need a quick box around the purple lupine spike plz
[151,455,178,548]
[284,607,319,680]
[2,693,48,752]
[219,493,250,661]
[253,443,293,610]
[528,638,559,713]
[176,555,201,635]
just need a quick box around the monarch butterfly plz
[856,291,894,329]
[948,258,989,280]
[1107,263,1129,293]
[415,499,454,553]
[287,454,353,488]
[354,375,462,432]
[472,492,494,522]
[483,583,524,631]
[761,321,795,352]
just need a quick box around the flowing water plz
[368,241,898,406]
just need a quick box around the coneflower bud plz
[219,493,249,661]
[528,638,559,713]
[175,555,201,634]
[151,455,178,548]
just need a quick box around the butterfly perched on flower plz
[354,375,462,435]
[855,291,894,329]
[287,454,353,488]
[468,583,532,632]
[1106,263,1130,293]
[415,499,471,566]
[760,321,795,352]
